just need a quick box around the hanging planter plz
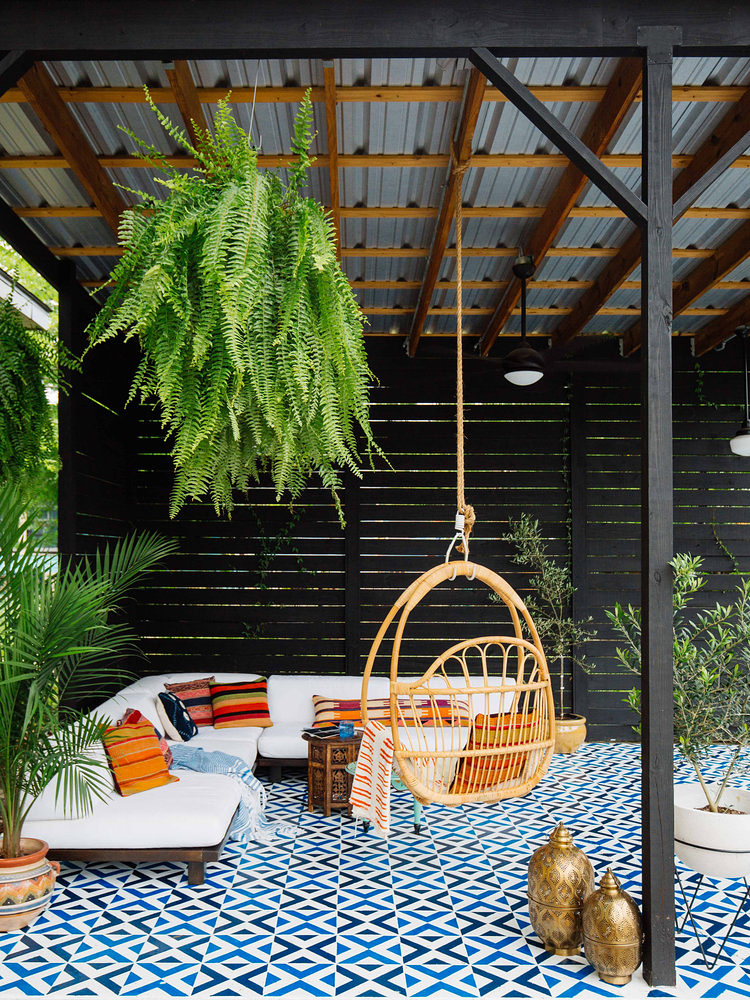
[88,91,380,523]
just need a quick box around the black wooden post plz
[569,375,589,720]
[57,260,83,558]
[639,25,678,988]
[345,472,361,675]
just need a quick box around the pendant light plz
[730,326,750,456]
[503,254,545,386]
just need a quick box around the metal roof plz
[1,54,750,346]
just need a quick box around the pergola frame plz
[5,2,750,987]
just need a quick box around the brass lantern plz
[527,822,595,956]
[582,869,643,985]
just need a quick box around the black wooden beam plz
[470,48,646,224]
[57,260,85,559]
[0,50,33,98]
[639,25,677,989]
[345,473,361,676]
[0,196,63,289]
[3,2,750,55]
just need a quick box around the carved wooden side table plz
[302,731,362,817]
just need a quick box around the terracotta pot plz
[0,839,60,933]
[554,714,587,754]
[674,783,750,878]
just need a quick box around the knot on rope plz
[456,503,475,554]
[450,142,471,181]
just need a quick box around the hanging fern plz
[0,294,59,490]
[87,89,380,522]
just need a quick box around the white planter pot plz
[674,783,750,878]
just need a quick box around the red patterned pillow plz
[164,676,215,727]
[118,708,173,768]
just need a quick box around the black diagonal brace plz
[469,47,647,226]
[0,49,33,99]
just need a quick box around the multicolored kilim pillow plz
[102,719,179,797]
[164,676,215,727]
[450,712,535,795]
[312,695,470,728]
[118,708,173,768]
[210,679,272,729]
[157,691,198,741]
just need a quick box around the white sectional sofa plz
[24,671,514,883]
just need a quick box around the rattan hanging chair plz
[360,558,556,807]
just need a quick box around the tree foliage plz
[87,90,380,523]
[607,553,750,812]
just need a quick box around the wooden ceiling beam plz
[693,295,750,355]
[16,63,127,236]
[164,60,210,147]
[407,68,486,356]
[477,57,642,356]
[2,83,749,106]
[15,203,750,221]
[48,243,716,259]
[555,84,750,351]
[8,152,750,171]
[323,63,341,257]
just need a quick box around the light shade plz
[503,343,545,386]
[730,423,750,456]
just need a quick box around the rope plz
[451,144,475,555]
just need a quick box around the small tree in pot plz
[607,553,750,877]
[495,514,595,753]
[0,484,177,928]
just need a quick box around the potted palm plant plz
[607,553,750,878]
[498,514,595,753]
[0,484,176,930]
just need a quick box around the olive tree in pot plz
[607,553,750,878]
[0,484,176,930]
[495,514,595,754]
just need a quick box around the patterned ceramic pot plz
[528,822,595,956]
[583,869,643,985]
[554,714,587,755]
[0,839,60,932]
[674,783,750,878]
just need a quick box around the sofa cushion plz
[312,694,471,728]
[102,719,179,797]
[267,674,391,727]
[23,771,240,849]
[164,676,215,727]
[185,728,260,769]
[119,707,173,767]
[210,679,272,729]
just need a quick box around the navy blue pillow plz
[158,691,198,741]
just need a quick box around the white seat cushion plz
[257,723,309,759]
[183,728,260,768]
[267,675,391,726]
[24,771,240,849]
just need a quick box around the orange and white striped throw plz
[349,721,394,839]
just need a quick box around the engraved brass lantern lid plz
[583,869,643,985]
[527,822,595,956]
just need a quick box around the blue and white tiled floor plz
[2,743,750,999]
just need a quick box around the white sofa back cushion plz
[267,674,392,726]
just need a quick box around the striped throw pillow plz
[118,707,173,768]
[450,712,535,795]
[164,676,215,727]
[102,719,179,797]
[210,679,272,729]
[312,695,470,728]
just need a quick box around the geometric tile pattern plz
[1,743,749,998]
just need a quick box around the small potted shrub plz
[0,485,176,930]
[607,553,750,878]
[497,514,595,753]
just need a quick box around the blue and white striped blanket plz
[170,744,296,844]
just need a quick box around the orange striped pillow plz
[102,720,179,797]
[312,695,470,727]
[450,712,535,795]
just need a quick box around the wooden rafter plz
[323,63,341,257]
[17,63,127,236]
[8,152,750,171]
[164,60,210,146]
[3,83,750,106]
[477,57,642,357]
[555,84,750,350]
[407,68,486,356]
[14,203,750,221]
[693,295,750,355]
